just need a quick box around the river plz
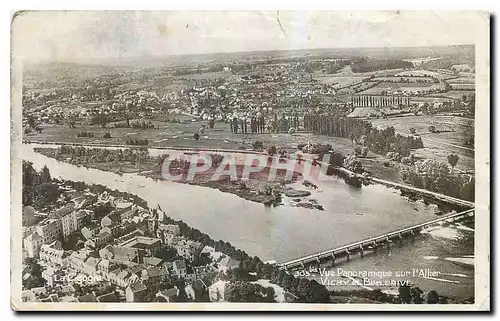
[21,143,474,300]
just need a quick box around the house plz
[59,295,78,303]
[175,239,203,261]
[83,257,101,276]
[68,249,91,271]
[30,286,47,298]
[130,264,147,279]
[185,279,208,301]
[100,223,122,238]
[142,267,168,283]
[143,256,163,268]
[48,294,60,303]
[21,290,36,302]
[114,247,139,264]
[101,212,121,228]
[217,255,240,273]
[96,292,119,303]
[115,228,145,244]
[77,294,97,302]
[208,280,227,302]
[22,206,40,227]
[39,240,68,266]
[35,219,62,244]
[193,263,218,280]
[75,210,92,228]
[23,231,43,258]
[99,245,138,264]
[97,259,118,277]
[39,294,59,303]
[81,223,100,240]
[105,204,137,225]
[51,205,78,240]
[172,259,187,279]
[125,282,148,302]
[58,284,76,296]
[156,287,179,303]
[85,231,111,249]
[156,224,181,244]
[98,245,114,260]
[118,236,162,257]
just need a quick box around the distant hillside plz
[29,45,475,69]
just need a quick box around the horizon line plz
[24,43,475,66]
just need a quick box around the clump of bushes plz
[253,141,264,151]
[125,138,149,146]
[267,145,277,156]
[77,132,94,138]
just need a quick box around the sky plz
[12,10,486,63]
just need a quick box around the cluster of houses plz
[21,186,252,303]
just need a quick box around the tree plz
[428,125,436,133]
[264,286,276,303]
[40,166,51,183]
[27,115,36,128]
[267,145,277,156]
[427,290,439,304]
[398,285,411,303]
[409,127,416,134]
[34,182,61,208]
[447,154,459,171]
[91,114,108,128]
[253,141,264,151]
[155,246,178,262]
[103,132,112,139]
[410,287,424,304]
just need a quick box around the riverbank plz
[22,144,475,302]
[33,146,323,209]
[32,143,471,213]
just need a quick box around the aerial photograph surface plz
[12,11,487,309]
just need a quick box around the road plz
[419,136,474,152]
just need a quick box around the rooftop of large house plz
[38,218,59,227]
[218,256,240,269]
[173,259,186,271]
[97,292,119,303]
[158,287,178,299]
[118,236,161,250]
[78,294,97,302]
[143,257,163,267]
[128,282,147,293]
[53,204,74,218]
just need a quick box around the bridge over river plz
[278,208,475,270]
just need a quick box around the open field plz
[458,72,475,78]
[313,76,364,88]
[25,121,356,153]
[336,81,379,95]
[328,65,405,77]
[371,76,437,83]
[410,96,454,103]
[24,120,412,182]
[448,84,475,90]
[427,90,475,100]
[369,115,474,171]
[358,82,442,95]
[452,64,474,72]
[394,69,444,78]
[447,77,475,84]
